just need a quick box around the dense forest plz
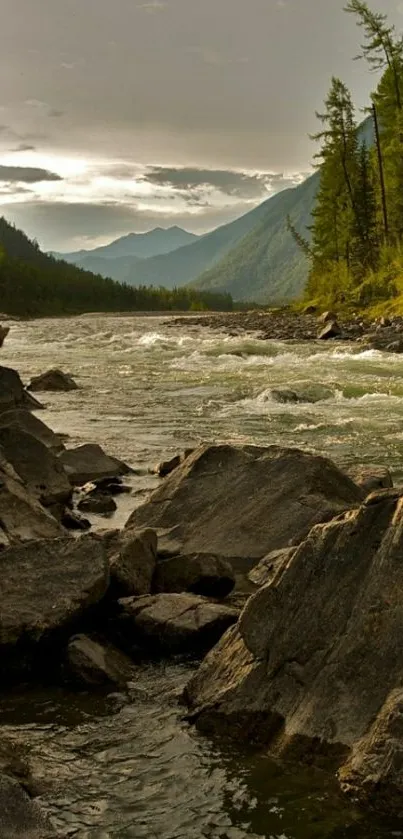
[288,1,403,312]
[0,218,233,316]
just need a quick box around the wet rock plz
[66,633,135,687]
[61,509,91,530]
[303,305,317,314]
[59,443,131,485]
[157,449,194,478]
[0,365,43,414]
[126,444,362,570]
[318,320,342,340]
[91,476,132,495]
[0,451,64,544]
[154,553,235,598]
[0,773,55,838]
[379,316,392,328]
[318,310,338,324]
[108,528,157,597]
[185,490,403,815]
[119,593,239,654]
[269,389,300,404]
[78,493,117,514]
[0,534,109,676]
[0,427,72,507]
[0,409,65,452]
[0,324,10,347]
[347,465,393,495]
[248,547,296,588]
[27,368,78,392]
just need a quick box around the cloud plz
[186,46,249,67]
[0,198,261,251]
[141,166,301,200]
[0,166,62,183]
[137,1,167,12]
[13,143,36,152]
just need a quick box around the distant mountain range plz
[54,177,322,302]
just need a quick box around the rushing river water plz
[2,313,403,838]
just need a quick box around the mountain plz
[56,226,198,263]
[118,199,277,289]
[192,173,319,303]
[61,253,143,284]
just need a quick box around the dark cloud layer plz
[141,166,295,199]
[0,166,62,183]
[1,0,403,248]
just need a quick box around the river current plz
[1,313,403,838]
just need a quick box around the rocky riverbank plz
[169,308,403,352]
[2,333,403,831]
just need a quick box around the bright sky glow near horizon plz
[1,0,403,251]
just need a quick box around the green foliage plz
[302,2,403,311]
[0,218,233,316]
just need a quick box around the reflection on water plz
[1,313,403,836]
[1,662,400,839]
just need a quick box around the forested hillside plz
[300,1,403,313]
[192,174,318,302]
[0,218,233,316]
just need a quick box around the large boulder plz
[119,593,239,655]
[347,464,393,496]
[27,368,78,392]
[0,773,55,839]
[126,444,362,570]
[0,451,64,545]
[108,528,157,597]
[0,427,72,507]
[0,534,109,676]
[154,553,235,598]
[59,443,131,486]
[184,491,403,816]
[66,634,136,687]
[0,366,42,414]
[0,409,64,452]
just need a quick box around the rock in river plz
[0,451,64,545]
[126,444,362,570]
[0,426,72,507]
[107,528,157,598]
[184,489,403,816]
[0,534,109,676]
[0,408,65,452]
[27,368,78,392]
[59,443,131,486]
[154,553,235,598]
[66,634,136,687]
[0,365,42,414]
[119,593,239,654]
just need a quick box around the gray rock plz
[269,389,300,404]
[78,493,117,514]
[347,465,393,495]
[59,443,131,485]
[0,427,72,507]
[248,547,296,587]
[0,773,55,838]
[154,553,235,598]
[318,320,342,340]
[108,528,157,597]
[119,593,239,654]
[0,534,109,675]
[27,368,78,392]
[185,490,403,816]
[318,310,338,324]
[0,324,10,347]
[0,366,42,414]
[0,409,65,452]
[157,449,194,477]
[66,634,135,687]
[126,444,362,571]
[61,509,91,530]
[0,451,64,544]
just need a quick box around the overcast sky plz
[0,0,402,251]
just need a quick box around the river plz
[1,313,403,838]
